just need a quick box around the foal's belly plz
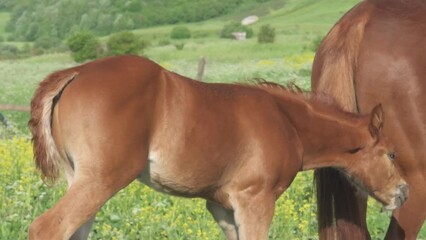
[136,150,216,198]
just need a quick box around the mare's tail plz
[311,2,372,239]
[28,70,78,183]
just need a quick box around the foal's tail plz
[28,70,78,183]
[311,2,372,240]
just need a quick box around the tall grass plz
[1,137,318,239]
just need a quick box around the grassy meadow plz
[1,0,425,239]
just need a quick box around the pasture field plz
[0,137,397,240]
[1,52,423,239]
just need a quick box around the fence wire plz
[0,112,24,138]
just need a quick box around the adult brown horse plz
[312,0,426,239]
[28,55,406,240]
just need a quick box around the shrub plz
[6,35,15,42]
[107,31,146,56]
[158,39,170,46]
[170,26,191,39]
[258,24,275,43]
[220,22,253,39]
[174,42,185,50]
[67,31,102,63]
[33,36,60,51]
[0,44,19,59]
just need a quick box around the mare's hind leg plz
[29,153,147,240]
[230,191,276,240]
[206,201,238,240]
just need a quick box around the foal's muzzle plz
[386,183,409,210]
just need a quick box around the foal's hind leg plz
[206,201,238,240]
[62,169,96,240]
[29,153,147,240]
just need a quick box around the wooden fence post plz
[197,56,206,81]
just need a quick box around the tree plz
[170,26,191,39]
[106,31,146,56]
[258,24,275,43]
[67,31,102,63]
[34,36,60,51]
[220,22,253,39]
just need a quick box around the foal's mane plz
[247,79,362,119]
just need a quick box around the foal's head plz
[336,105,408,210]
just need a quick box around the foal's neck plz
[270,91,367,170]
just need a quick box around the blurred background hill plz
[0,0,360,57]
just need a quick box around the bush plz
[107,31,146,56]
[220,22,253,39]
[174,43,185,50]
[33,36,60,51]
[170,26,191,39]
[67,31,102,63]
[258,24,275,43]
[158,39,170,46]
[0,44,19,59]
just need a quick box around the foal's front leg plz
[230,191,276,240]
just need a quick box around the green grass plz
[0,138,318,239]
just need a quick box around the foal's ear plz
[369,104,384,137]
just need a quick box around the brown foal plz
[28,55,407,240]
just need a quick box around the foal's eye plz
[388,152,397,161]
[347,147,362,154]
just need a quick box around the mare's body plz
[312,0,426,239]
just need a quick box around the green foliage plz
[106,31,146,56]
[67,31,102,63]
[220,22,253,39]
[0,0,16,11]
[157,39,171,46]
[0,43,19,59]
[33,36,60,51]
[4,0,252,41]
[258,24,275,43]
[170,26,191,40]
[174,42,185,50]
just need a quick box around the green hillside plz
[0,0,360,42]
